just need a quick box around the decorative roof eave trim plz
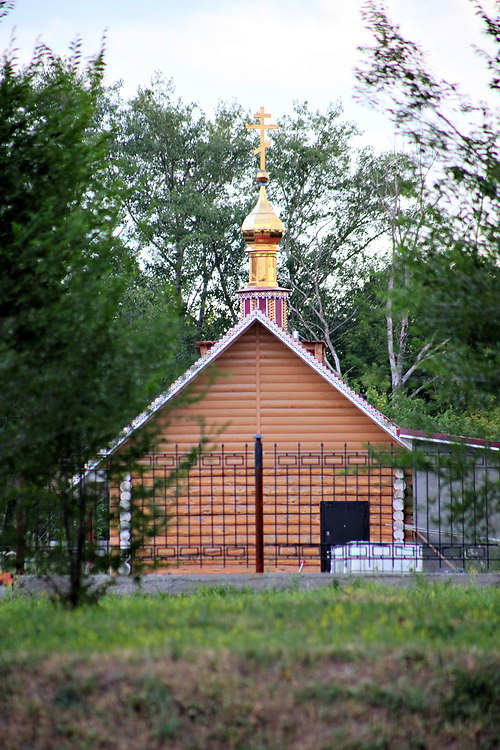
[249,311,404,445]
[91,311,264,464]
[99,309,403,462]
[78,310,404,480]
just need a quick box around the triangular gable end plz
[101,310,407,462]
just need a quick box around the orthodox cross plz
[246,106,279,172]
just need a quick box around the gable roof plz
[397,427,500,451]
[95,310,406,465]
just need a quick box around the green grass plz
[0,580,498,659]
[1,582,499,749]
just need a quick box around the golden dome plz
[241,185,284,248]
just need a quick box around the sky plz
[0,0,496,152]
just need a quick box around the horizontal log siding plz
[119,459,395,574]
[159,323,395,451]
[118,322,402,573]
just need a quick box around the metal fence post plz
[254,434,264,573]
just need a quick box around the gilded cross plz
[246,106,279,172]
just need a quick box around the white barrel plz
[392,498,404,511]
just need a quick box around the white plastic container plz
[330,541,423,574]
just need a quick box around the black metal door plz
[320,501,370,572]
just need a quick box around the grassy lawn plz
[1,580,499,749]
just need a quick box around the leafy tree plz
[355,1,500,436]
[267,103,391,373]
[356,1,499,236]
[368,154,448,392]
[112,92,409,377]
[0,31,181,605]
[109,78,253,348]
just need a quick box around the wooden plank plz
[260,415,386,426]
[121,321,403,572]
[261,404,368,414]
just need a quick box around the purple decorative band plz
[236,288,290,329]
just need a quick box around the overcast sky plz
[0,0,496,151]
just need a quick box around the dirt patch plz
[1,648,499,750]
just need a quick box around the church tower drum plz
[237,107,290,330]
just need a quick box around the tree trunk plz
[15,504,25,575]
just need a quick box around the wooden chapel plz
[106,107,415,574]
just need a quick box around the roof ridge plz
[96,309,401,463]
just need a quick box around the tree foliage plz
[109,78,253,344]
[355,1,500,436]
[267,103,391,373]
[112,90,405,376]
[0,35,181,604]
[356,1,499,235]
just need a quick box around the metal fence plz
[107,439,499,574]
[2,440,498,574]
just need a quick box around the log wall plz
[157,323,396,451]
[110,322,406,573]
